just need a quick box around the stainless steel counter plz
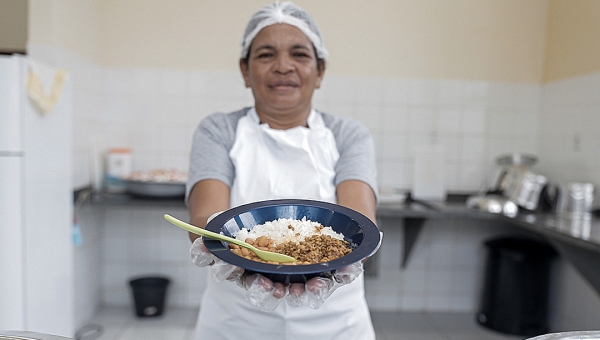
[87,191,600,295]
[378,198,600,296]
[87,192,187,208]
[88,192,600,251]
[378,200,600,252]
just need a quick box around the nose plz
[273,54,294,74]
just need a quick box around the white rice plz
[234,217,344,245]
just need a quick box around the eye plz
[257,52,273,59]
[293,52,310,58]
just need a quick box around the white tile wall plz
[365,217,518,313]
[28,43,600,329]
[540,72,600,187]
[98,206,206,308]
[73,69,542,194]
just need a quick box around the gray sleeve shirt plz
[186,107,378,205]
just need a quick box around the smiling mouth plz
[269,82,298,90]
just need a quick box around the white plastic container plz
[106,148,132,178]
[105,148,132,193]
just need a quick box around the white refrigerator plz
[0,54,74,336]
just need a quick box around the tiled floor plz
[83,306,527,340]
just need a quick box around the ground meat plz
[229,234,352,265]
[275,235,352,264]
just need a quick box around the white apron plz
[194,109,375,340]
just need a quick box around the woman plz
[186,2,378,339]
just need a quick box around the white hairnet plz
[241,1,329,60]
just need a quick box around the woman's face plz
[240,23,325,129]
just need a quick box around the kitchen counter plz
[86,191,187,208]
[87,191,600,251]
[378,199,600,252]
[377,196,600,297]
[87,191,600,295]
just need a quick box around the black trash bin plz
[476,237,557,337]
[129,276,171,317]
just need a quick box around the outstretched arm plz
[187,179,230,242]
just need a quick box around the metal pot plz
[501,166,548,210]
[485,153,548,211]
[487,153,538,193]
[466,194,519,217]
[556,182,595,218]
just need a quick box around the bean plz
[257,236,269,247]
[231,233,351,264]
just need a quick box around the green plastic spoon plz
[163,214,296,263]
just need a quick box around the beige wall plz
[25,1,600,83]
[96,0,549,83]
[543,0,600,82]
[26,0,600,83]
[27,0,550,83]
[28,0,102,62]
[315,0,547,82]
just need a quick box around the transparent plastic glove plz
[240,273,286,311]
[189,211,244,282]
[304,276,336,309]
[190,237,215,267]
[189,211,223,267]
[211,257,244,283]
[190,234,245,282]
[304,261,364,309]
[234,262,365,310]
[285,283,307,307]
[332,261,365,285]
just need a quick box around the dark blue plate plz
[204,199,381,283]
